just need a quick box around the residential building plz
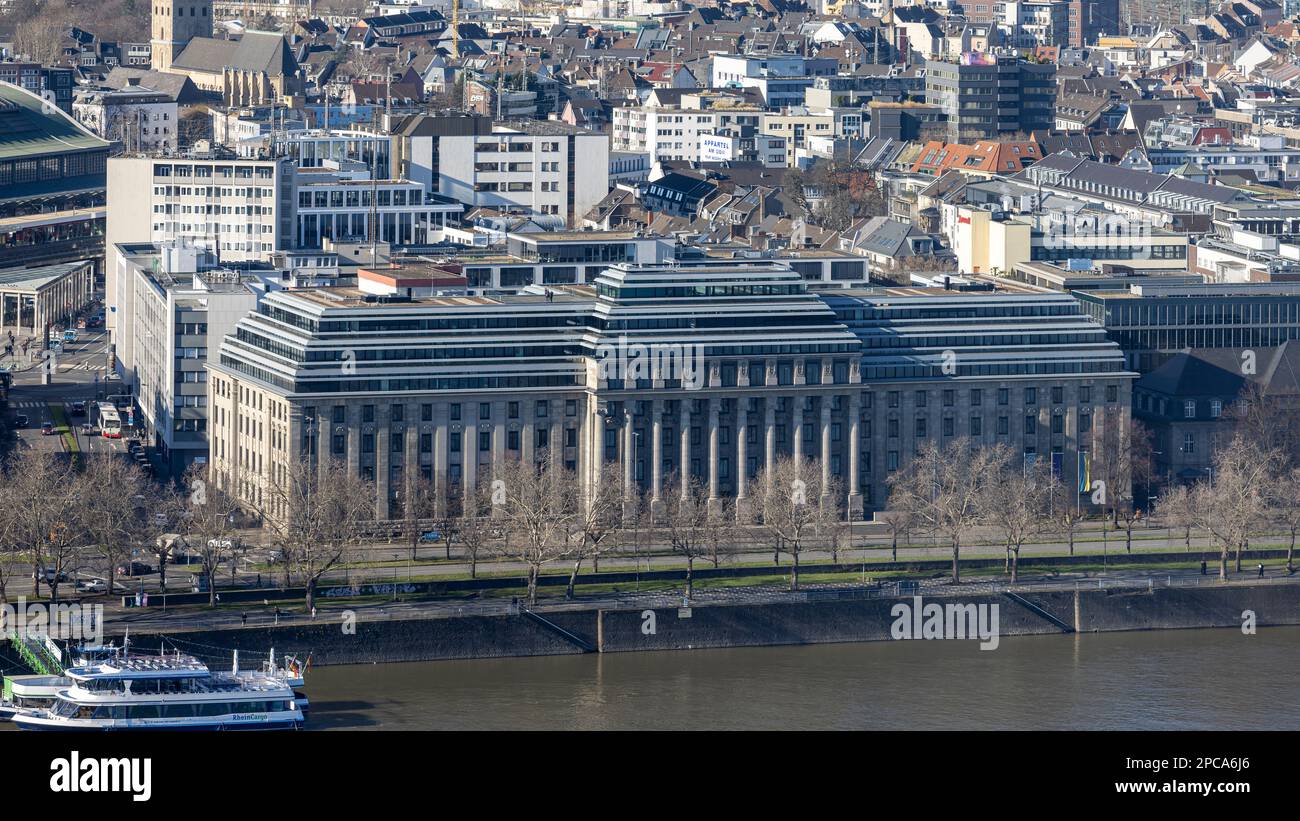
[73,85,179,152]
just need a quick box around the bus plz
[96,403,122,439]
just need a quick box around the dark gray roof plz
[103,67,203,104]
[173,31,299,77]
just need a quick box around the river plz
[300,626,1300,731]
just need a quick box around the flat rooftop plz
[287,287,589,309]
[517,231,648,243]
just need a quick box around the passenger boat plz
[1,643,125,721]
[12,652,304,731]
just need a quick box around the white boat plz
[1,643,125,721]
[249,649,310,713]
[12,653,304,731]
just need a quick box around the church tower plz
[152,0,213,74]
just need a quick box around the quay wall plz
[115,583,1300,667]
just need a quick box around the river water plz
[303,626,1300,731]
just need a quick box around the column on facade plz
[764,399,776,489]
[736,400,749,505]
[375,418,390,520]
[707,397,721,514]
[622,405,635,503]
[549,403,562,471]
[848,394,862,518]
[405,402,420,517]
[434,405,449,513]
[346,402,362,479]
[679,401,692,499]
[792,398,804,463]
[650,399,663,514]
[820,401,832,499]
[492,400,507,478]
[522,413,535,466]
[463,419,477,502]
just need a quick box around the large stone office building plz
[207,260,1135,522]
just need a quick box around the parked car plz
[116,561,153,577]
[40,421,54,436]
[33,567,69,583]
[76,579,107,594]
[420,530,442,543]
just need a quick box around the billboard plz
[699,135,735,163]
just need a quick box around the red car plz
[41,422,54,436]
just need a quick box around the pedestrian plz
[1258,563,1265,578]
[311,606,317,620]
[256,572,261,588]
[274,607,280,625]
[241,611,247,627]
[1200,560,1207,576]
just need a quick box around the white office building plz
[437,121,610,228]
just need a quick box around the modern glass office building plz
[1073,282,1300,373]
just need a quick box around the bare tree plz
[179,463,245,606]
[1267,466,1300,575]
[1093,413,1155,552]
[1047,472,1086,556]
[3,450,82,601]
[430,489,461,562]
[814,477,850,564]
[1190,437,1277,581]
[660,473,712,600]
[1155,483,1197,555]
[13,1,71,65]
[752,455,829,591]
[981,457,1052,583]
[564,461,624,599]
[703,497,737,568]
[491,453,579,605]
[399,472,437,562]
[887,440,1011,583]
[875,504,917,562]
[0,475,25,604]
[1225,381,1300,469]
[82,456,151,597]
[265,459,374,612]
[455,481,493,580]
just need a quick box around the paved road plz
[3,321,128,459]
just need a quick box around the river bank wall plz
[111,581,1300,668]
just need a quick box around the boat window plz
[161,704,196,718]
[129,705,161,719]
[92,706,113,719]
[196,702,230,717]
